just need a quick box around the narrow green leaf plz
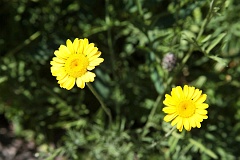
[206,32,226,54]
[189,138,218,159]
[201,34,212,43]
[169,136,179,153]
[149,52,164,94]
[182,30,196,42]
[192,76,207,88]
[45,148,63,160]
[208,55,228,67]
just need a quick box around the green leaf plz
[182,30,196,42]
[191,76,207,88]
[208,55,228,67]
[206,32,226,54]
[149,52,164,94]
[189,138,218,159]
[45,148,63,160]
[200,34,212,43]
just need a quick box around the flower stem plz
[165,126,177,137]
[87,83,112,124]
[141,94,162,137]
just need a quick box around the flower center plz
[177,100,196,118]
[64,54,89,78]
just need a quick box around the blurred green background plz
[1,0,240,159]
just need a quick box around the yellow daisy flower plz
[162,85,208,132]
[50,38,104,90]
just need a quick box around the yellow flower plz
[50,38,104,90]
[162,85,208,132]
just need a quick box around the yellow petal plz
[176,118,183,132]
[176,86,184,99]
[88,51,101,61]
[163,113,178,122]
[76,77,85,89]
[77,39,84,54]
[196,109,208,115]
[162,107,176,114]
[202,115,208,119]
[52,57,65,64]
[83,38,89,50]
[73,38,80,54]
[56,71,68,80]
[66,39,74,54]
[194,114,204,122]
[183,118,191,131]
[87,48,99,59]
[163,94,179,106]
[186,86,195,99]
[54,50,69,59]
[81,72,96,82]
[196,114,208,120]
[51,67,65,76]
[89,58,104,67]
[64,76,75,90]
[59,45,71,55]
[179,125,183,132]
[183,85,189,99]
[50,60,64,67]
[85,43,95,56]
[80,38,89,54]
[189,117,196,128]
[171,116,180,126]
[87,66,95,70]
[196,121,201,128]
[58,75,69,84]
[192,89,202,101]
[171,86,182,100]
[195,94,207,104]
[52,68,67,77]
[196,103,209,109]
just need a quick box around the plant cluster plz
[1,0,240,159]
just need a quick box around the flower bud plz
[161,53,177,71]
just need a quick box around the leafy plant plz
[1,0,240,159]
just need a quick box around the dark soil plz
[0,114,37,160]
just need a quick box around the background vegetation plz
[1,0,240,159]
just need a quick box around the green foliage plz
[1,0,240,159]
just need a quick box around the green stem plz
[7,31,41,56]
[197,0,215,40]
[141,94,162,137]
[136,0,143,18]
[87,83,112,124]
[105,0,117,80]
[165,126,176,137]
[105,0,121,122]
[149,95,162,123]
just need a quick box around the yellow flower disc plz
[65,54,89,78]
[177,100,196,118]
